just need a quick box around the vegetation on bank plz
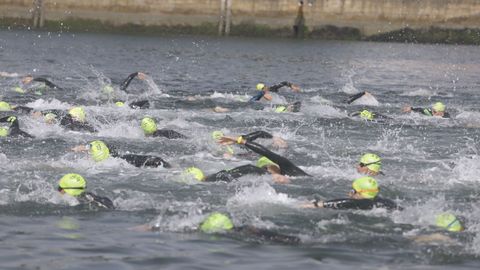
[1,17,480,45]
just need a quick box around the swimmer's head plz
[200,212,234,233]
[435,213,464,232]
[256,83,265,91]
[432,102,446,113]
[0,101,12,111]
[275,106,287,113]
[0,127,9,137]
[358,153,381,175]
[115,101,125,107]
[212,130,224,140]
[89,140,110,162]
[44,113,57,124]
[351,176,379,199]
[58,173,86,196]
[359,110,374,120]
[22,75,33,84]
[102,85,114,94]
[256,156,279,169]
[184,167,205,181]
[68,107,86,122]
[141,117,157,135]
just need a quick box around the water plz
[1,29,480,269]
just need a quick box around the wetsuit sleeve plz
[204,164,268,182]
[374,197,402,210]
[346,92,366,104]
[120,72,139,91]
[33,77,60,89]
[322,198,375,210]
[12,106,34,114]
[249,91,265,102]
[120,154,171,168]
[82,192,115,210]
[152,129,187,139]
[269,81,293,93]
[60,115,97,133]
[242,131,273,142]
[243,141,309,176]
[129,100,150,109]
[443,112,451,119]
[104,143,119,157]
[0,116,34,138]
[411,107,433,116]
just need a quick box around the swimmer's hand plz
[137,72,147,80]
[213,106,230,113]
[272,174,290,184]
[71,145,88,152]
[300,195,324,208]
[272,136,288,149]
[290,84,301,92]
[217,136,241,145]
[402,105,412,113]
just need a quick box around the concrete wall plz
[2,0,480,35]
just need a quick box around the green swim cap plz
[44,113,57,123]
[352,176,379,199]
[68,107,86,122]
[256,83,265,91]
[58,173,86,197]
[89,140,110,162]
[212,130,224,140]
[359,110,374,120]
[103,85,114,94]
[200,212,234,233]
[435,213,463,232]
[141,117,157,135]
[13,86,25,94]
[0,101,12,111]
[256,156,279,169]
[275,106,287,113]
[432,102,446,113]
[359,153,382,173]
[115,101,125,107]
[184,167,205,181]
[0,127,9,137]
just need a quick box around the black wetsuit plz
[249,81,296,102]
[349,110,391,120]
[77,192,114,210]
[127,100,150,109]
[120,72,141,92]
[243,140,309,176]
[60,114,97,133]
[106,143,171,168]
[31,77,60,89]
[346,92,368,104]
[0,116,34,138]
[149,129,187,139]
[204,164,268,182]
[320,197,400,210]
[411,107,450,119]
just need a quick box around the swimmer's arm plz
[32,77,60,89]
[120,72,146,91]
[71,144,88,152]
[345,91,366,104]
[242,131,273,141]
[269,81,300,93]
[248,91,265,102]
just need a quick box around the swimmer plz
[349,109,390,121]
[345,91,377,105]
[356,153,383,176]
[120,72,147,92]
[413,213,464,244]
[72,140,171,168]
[249,81,300,102]
[0,115,34,138]
[141,117,187,139]
[14,75,60,95]
[57,173,114,210]
[145,212,300,244]
[402,102,450,118]
[213,101,302,113]
[184,156,290,184]
[301,176,401,210]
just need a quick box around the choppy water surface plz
[1,30,480,269]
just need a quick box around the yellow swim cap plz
[13,86,25,94]
[68,107,86,122]
[89,140,110,162]
[435,213,463,232]
[256,156,279,169]
[352,176,379,199]
[44,113,57,124]
[115,101,125,107]
[359,153,382,173]
[0,101,12,111]
[0,127,9,137]
[212,130,224,140]
[141,117,157,135]
[359,110,374,120]
[58,173,86,197]
[200,212,234,233]
[184,167,205,181]
[256,83,265,91]
[432,102,446,112]
[275,106,287,113]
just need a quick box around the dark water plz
[1,29,480,269]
